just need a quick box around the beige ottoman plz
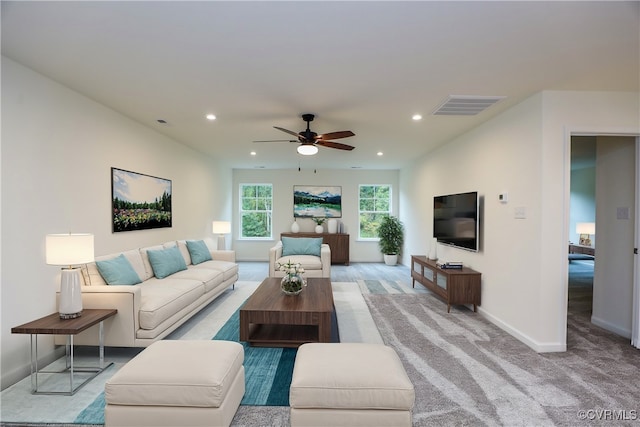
[105,340,245,427]
[290,343,415,427]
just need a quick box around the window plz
[359,185,391,239]
[240,184,273,239]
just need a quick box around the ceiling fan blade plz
[316,140,355,151]
[274,126,302,138]
[316,130,355,141]
[253,139,297,143]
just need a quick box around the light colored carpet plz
[0,281,378,426]
[364,291,640,426]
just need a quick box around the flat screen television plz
[433,191,479,252]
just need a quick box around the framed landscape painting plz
[293,185,342,218]
[112,168,172,232]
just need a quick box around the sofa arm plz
[269,241,283,277]
[211,250,236,262]
[320,244,331,278]
[55,285,142,347]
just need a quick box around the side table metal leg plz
[30,334,37,393]
[69,335,74,393]
[99,321,105,369]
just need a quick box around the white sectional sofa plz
[55,238,238,347]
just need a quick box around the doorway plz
[568,134,638,347]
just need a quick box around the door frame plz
[564,127,640,347]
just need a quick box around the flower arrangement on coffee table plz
[278,260,307,295]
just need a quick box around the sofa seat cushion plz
[276,255,323,271]
[192,260,239,282]
[105,340,244,408]
[138,279,204,330]
[171,267,224,293]
[290,343,415,411]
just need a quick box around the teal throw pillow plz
[95,254,142,286]
[186,240,212,265]
[147,246,187,279]
[282,237,323,257]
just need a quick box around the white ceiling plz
[2,1,638,170]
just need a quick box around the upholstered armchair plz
[269,237,331,278]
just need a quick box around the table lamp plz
[576,222,595,247]
[212,221,231,250]
[46,233,94,319]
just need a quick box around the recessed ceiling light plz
[250,151,256,156]
[377,152,384,156]
[205,114,216,121]
[412,114,422,121]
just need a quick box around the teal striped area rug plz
[357,279,428,295]
[212,305,297,406]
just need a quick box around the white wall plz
[400,90,639,352]
[1,57,232,388]
[232,168,399,262]
[592,136,636,337]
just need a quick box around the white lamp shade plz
[297,144,318,155]
[576,222,596,235]
[46,233,94,266]
[212,221,231,234]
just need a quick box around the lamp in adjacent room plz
[212,221,231,250]
[46,233,94,319]
[576,222,595,247]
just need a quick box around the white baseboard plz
[478,307,566,353]
[591,315,631,339]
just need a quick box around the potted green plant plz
[312,217,326,233]
[377,215,404,265]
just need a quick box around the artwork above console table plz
[281,232,349,265]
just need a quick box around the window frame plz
[239,183,273,240]
[358,184,392,240]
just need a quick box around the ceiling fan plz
[254,114,355,155]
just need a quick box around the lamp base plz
[59,311,82,320]
[59,268,83,320]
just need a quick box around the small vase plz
[281,275,305,296]
[315,225,324,233]
[428,237,438,260]
[291,220,300,233]
[327,218,338,234]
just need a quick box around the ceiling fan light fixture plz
[297,144,318,155]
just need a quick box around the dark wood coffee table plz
[239,277,334,347]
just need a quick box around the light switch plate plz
[514,206,526,219]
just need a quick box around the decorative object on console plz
[212,220,231,249]
[576,222,595,247]
[327,218,338,234]
[46,233,94,319]
[377,215,404,265]
[111,168,172,232]
[312,217,326,233]
[291,219,300,233]
[428,237,438,260]
[278,260,307,295]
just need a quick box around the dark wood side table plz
[11,308,117,395]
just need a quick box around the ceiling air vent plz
[432,95,506,116]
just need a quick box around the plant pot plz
[281,275,305,295]
[383,254,398,266]
[315,225,324,233]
